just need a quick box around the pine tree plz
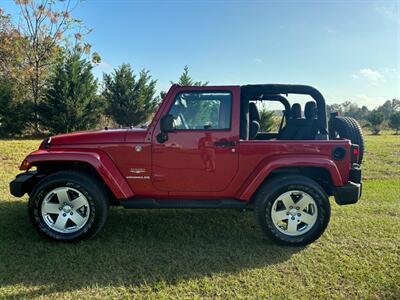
[1,1,95,133]
[389,112,400,135]
[171,65,208,86]
[103,64,158,126]
[40,51,100,134]
[0,79,31,137]
[367,110,384,135]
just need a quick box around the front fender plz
[22,149,134,199]
[237,155,343,200]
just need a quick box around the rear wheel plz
[329,116,364,164]
[255,175,330,246]
[29,170,109,242]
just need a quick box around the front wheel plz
[255,175,330,246]
[29,170,109,242]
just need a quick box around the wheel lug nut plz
[70,212,73,215]
[291,217,295,220]
[62,213,66,217]
[296,207,300,210]
[59,207,62,210]
[289,206,293,209]
[297,213,301,216]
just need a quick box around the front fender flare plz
[23,149,134,199]
[237,155,343,200]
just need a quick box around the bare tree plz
[1,0,96,131]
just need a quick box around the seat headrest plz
[304,101,317,119]
[291,103,302,119]
[249,102,260,121]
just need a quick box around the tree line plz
[0,1,165,137]
[0,1,399,137]
[327,100,400,134]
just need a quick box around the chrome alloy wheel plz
[270,190,318,236]
[41,187,90,233]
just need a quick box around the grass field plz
[0,133,399,299]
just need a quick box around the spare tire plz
[329,116,364,164]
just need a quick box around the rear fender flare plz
[237,155,343,200]
[24,150,134,199]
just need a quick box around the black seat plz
[248,102,260,139]
[291,103,302,119]
[296,101,318,139]
[277,103,302,139]
[278,101,318,140]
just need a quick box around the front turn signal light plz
[19,159,31,171]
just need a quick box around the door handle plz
[214,140,236,147]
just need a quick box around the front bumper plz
[334,165,362,205]
[10,171,38,197]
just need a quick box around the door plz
[152,90,239,193]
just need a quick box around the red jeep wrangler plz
[10,84,363,246]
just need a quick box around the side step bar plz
[119,198,248,209]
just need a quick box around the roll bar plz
[241,84,328,139]
[250,94,291,114]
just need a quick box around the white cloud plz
[374,3,400,24]
[359,68,384,81]
[351,68,385,83]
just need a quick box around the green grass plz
[0,134,399,299]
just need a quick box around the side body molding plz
[24,149,134,199]
[237,155,343,200]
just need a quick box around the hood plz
[47,128,147,146]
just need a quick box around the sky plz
[2,0,399,108]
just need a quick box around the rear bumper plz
[334,181,362,205]
[10,171,38,197]
[334,165,362,205]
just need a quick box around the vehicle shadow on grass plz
[0,201,303,298]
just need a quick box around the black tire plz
[347,117,365,163]
[28,170,109,242]
[254,175,331,246]
[329,116,364,164]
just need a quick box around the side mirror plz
[157,114,175,143]
[160,114,175,132]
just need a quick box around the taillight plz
[351,144,359,163]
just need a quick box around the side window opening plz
[245,100,289,140]
[169,92,232,130]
